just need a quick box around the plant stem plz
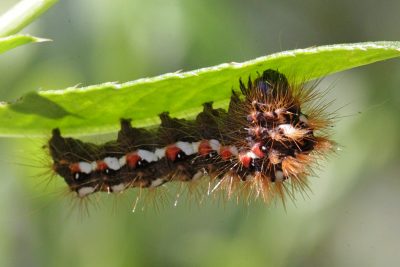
[0,0,58,37]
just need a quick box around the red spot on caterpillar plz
[69,163,80,173]
[239,153,251,168]
[166,146,182,161]
[251,142,265,158]
[126,153,141,168]
[220,146,233,160]
[96,161,108,171]
[198,140,212,156]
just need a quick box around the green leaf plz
[0,34,49,55]
[1,41,400,137]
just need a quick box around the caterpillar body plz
[48,69,334,204]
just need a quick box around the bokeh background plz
[0,0,399,266]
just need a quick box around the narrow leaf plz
[0,34,49,55]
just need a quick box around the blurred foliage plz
[0,0,399,267]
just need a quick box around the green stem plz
[0,0,58,37]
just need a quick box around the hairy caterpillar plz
[48,69,334,205]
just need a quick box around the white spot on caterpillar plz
[104,157,121,170]
[118,156,126,167]
[78,186,95,197]
[150,178,164,187]
[246,151,258,159]
[91,161,98,171]
[229,146,239,156]
[275,171,284,182]
[191,141,200,153]
[112,183,125,193]
[279,124,308,139]
[176,141,195,155]
[154,148,166,159]
[78,162,92,174]
[209,139,221,151]
[278,124,297,135]
[137,149,157,163]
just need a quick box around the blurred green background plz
[0,0,400,266]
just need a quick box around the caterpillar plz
[48,69,334,205]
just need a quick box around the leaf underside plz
[1,41,400,137]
